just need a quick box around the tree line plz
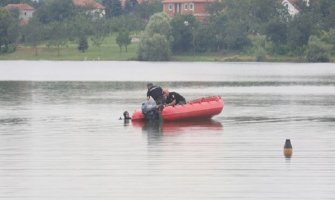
[0,0,161,55]
[1,0,335,62]
[139,0,335,62]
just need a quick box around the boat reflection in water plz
[132,119,223,135]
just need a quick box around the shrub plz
[305,36,329,62]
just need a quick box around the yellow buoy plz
[284,139,293,158]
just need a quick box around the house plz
[72,0,105,17]
[162,0,216,21]
[5,3,35,25]
[282,0,309,16]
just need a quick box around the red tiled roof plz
[72,0,105,9]
[5,3,34,10]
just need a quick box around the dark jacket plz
[147,85,164,104]
[166,92,186,105]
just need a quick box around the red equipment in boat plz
[131,96,224,121]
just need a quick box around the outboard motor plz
[142,98,161,121]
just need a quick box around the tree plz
[78,36,88,52]
[305,36,329,62]
[102,0,122,18]
[91,18,108,48]
[124,0,139,14]
[34,0,75,24]
[320,28,335,54]
[170,14,196,53]
[116,30,131,52]
[137,12,171,61]
[265,19,288,46]
[144,12,171,38]
[222,21,250,51]
[246,0,284,34]
[193,22,217,52]
[138,33,171,61]
[133,0,163,21]
[67,13,93,51]
[310,0,335,30]
[287,13,314,52]
[0,8,19,53]
[46,21,70,56]
[22,18,45,56]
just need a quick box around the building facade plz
[5,3,35,25]
[162,0,215,21]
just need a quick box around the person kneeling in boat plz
[146,83,165,106]
[163,89,186,107]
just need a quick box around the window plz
[189,3,194,10]
[168,4,174,11]
[184,3,188,10]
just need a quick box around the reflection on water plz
[0,62,335,200]
[133,119,223,135]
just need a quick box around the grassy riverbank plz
[0,35,334,62]
[0,35,138,61]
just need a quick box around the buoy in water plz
[284,139,293,158]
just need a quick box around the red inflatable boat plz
[131,96,224,122]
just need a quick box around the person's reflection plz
[142,120,163,135]
[123,119,130,126]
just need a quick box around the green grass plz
[172,52,305,62]
[0,35,138,61]
[1,34,333,62]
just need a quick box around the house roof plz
[5,3,34,10]
[162,0,215,3]
[72,0,105,9]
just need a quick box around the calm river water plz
[0,61,334,200]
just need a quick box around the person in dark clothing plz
[123,111,131,120]
[163,89,186,106]
[146,83,164,106]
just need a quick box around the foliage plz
[116,30,131,52]
[108,15,145,33]
[319,29,335,54]
[2,0,335,60]
[138,12,171,61]
[138,33,171,61]
[78,36,89,52]
[103,0,122,18]
[266,19,288,46]
[170,14,196,53]
[0,8,19,54]
[308,0,335,30]
[133,0,163,21]
[255,47,267,62]
[124,0,139,14]
[91,18,109,48]
[287,13,314,53]
[0,0,31,7]
[34,0,75,24]
[305,36,329,62]
[45,21,71,56]
[192,22,217,52]
[222,21,250,51]
[144,12,171,38]
[22,18,45,56]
